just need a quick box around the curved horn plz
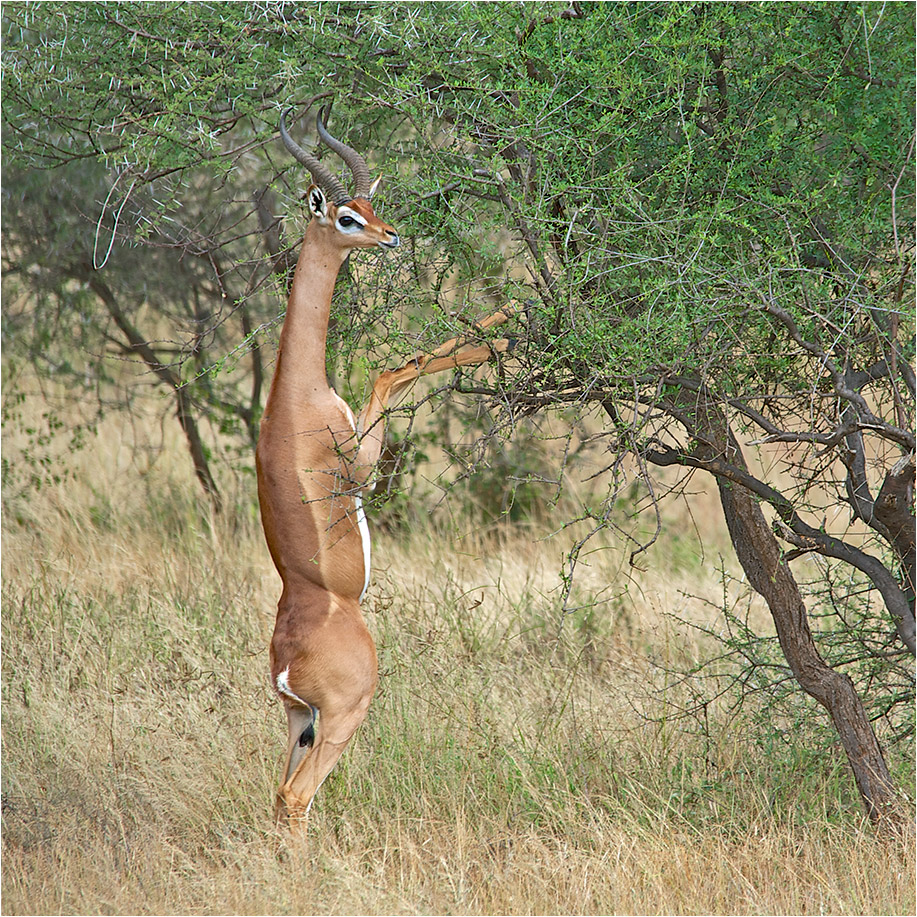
[279,109,350,205]
[315,105,373,200]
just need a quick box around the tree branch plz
[645,442,916,656]
[760,298,915,451]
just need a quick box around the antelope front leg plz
[354,334,517,477]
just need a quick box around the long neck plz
[269,221,347,405]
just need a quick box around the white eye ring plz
[336,212,365,232]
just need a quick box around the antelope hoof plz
[275,792,310,832]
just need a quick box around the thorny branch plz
[644,438,916,656]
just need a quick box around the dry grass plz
[2,400,915,915]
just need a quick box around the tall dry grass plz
[2,401,914,915]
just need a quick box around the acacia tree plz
[444,3,913,824]
[323,1,912,824]
[3,1,913,823]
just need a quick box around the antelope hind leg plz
[276,696,373,827]
[275,702,317,826]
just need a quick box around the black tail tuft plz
[298,719,315,748]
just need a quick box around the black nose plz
[383,231,400,249]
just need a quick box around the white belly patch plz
[355,491,371,601]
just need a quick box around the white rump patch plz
[276,667,309,707]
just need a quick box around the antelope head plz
[280,105,399,252]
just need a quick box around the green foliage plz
[5,2,912,424]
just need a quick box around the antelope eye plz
[338,215,357,228]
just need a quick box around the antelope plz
[257,101,513,827]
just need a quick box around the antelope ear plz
[368,175,383,199]
[307,184,329,220]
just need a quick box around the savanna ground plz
[2,382,914,916]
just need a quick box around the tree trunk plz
[82,267,223,512]
[172,385,223,513]
[652,387,904,827]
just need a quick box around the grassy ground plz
[2,404,914,915]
